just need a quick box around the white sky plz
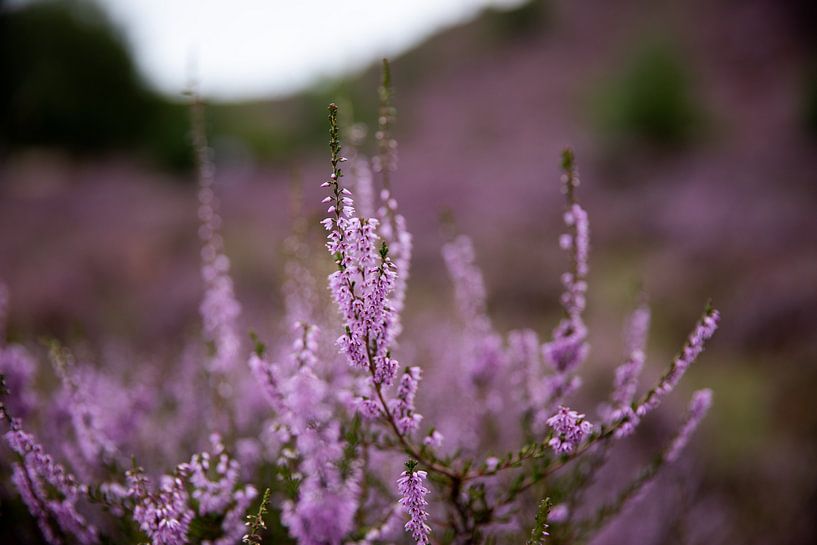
[89,0,525,100]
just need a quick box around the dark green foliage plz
[249,331,267,357]
[0,0,191,170]
[189,513,228,542]
[243,488,272,545]
[592,41,704,147]
[527,498,551,545]
[802,58,817,137]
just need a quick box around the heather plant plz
[0,60,719,545]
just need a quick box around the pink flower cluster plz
[546,406,594,454]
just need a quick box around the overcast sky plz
[88,0,524,100]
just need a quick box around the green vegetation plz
[591,40,704,148]
[0,0,190,169]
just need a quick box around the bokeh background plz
[1,0,816,543]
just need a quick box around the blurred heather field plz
[1,1,816,544]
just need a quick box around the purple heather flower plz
[389,367,424,435]
[5,421,99,545]
[327,217,391,372]
[195,119,242,377]
[51,353,118,469]
[356,396,383,420]
[349,503,403,545]
[624,301,651,355]
[190,434,242,514]
[127,464,193,545]
[508,329,552,421]
[423,429,444,448]
[614,304,651,404]
[543,318,588,374]
[611,348,645,410]
[323,137,401,388]
[541,200,590,414]
[665,388,713,462]
[248,351,287,415]
[610,406,640,439]
[208,485,256,545]
[261,322,360,545]
[282,482,359,545]
[0,344,37,419]
[636,308,720,418]
[442,235,488,329]
[442,235,506,387]
[188,434,257,545]
[377,187,412,342]
[281,415,359,545]
[485,456,500,472]
[604,303,651,430]
[546,406,593,454]
[199,255,241,375]
[397,465,431,545]
[548,503,569,523]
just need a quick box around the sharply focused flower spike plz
[398,460,431,545]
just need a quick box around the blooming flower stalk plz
[442,235,505,388]
[611,303,651,409]
[49,345,118,469]
[397,461,431,545]
[541,150,590,414]
[192,95,241,377]
[127,464,193,545]
[636,306,720,418]
[508,328,547,421]
[250,321,359,545]
[390,366,424,435]
[323,105,399,387]
[5,420,98,545]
